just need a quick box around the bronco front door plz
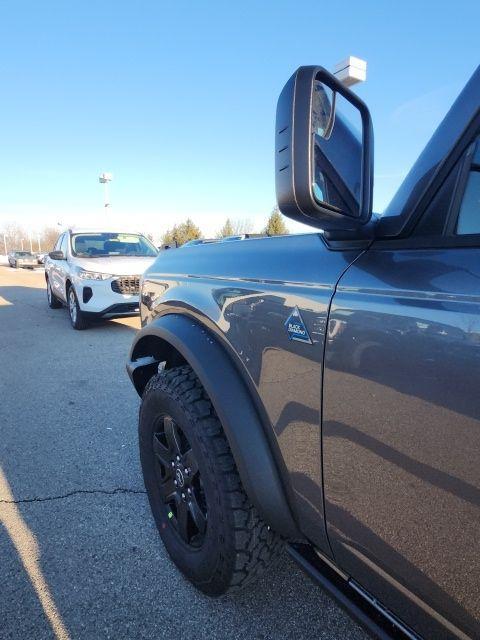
[322,144,480,639]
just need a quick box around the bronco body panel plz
[130,233,363,554]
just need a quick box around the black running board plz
[287,543,421,640]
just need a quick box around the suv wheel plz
[67,286,88,330]
[139,365,283,596]
[46,278,62,309]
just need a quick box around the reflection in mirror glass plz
[310,78,363,218]
[312,171,327,202]
[311,81,334,139]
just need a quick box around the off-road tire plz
[139,365,283,596]
[46,278,62,309]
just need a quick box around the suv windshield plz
[15,251,34,257]
[71,233,158,258]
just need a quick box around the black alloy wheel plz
[139,365,283,595]
[152,414,207,547]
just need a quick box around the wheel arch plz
[127,314,300,539]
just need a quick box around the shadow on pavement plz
[0,284,139,334]
[0,466,71,640]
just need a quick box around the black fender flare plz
[127,314,300,539]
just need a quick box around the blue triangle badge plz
[285,306,312,344]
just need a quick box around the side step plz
[287,542,421,640]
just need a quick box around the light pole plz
[3,234,7,256]
[333,56,367,87]
[99,172,113,208]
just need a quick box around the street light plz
[99,172,113,208]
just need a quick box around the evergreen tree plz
[264,207,289,236]
[161,218,202,246]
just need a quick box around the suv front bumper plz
[75,276,140,318]
[82,301,140,319]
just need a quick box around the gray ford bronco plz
[127,65,480,640]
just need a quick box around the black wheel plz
[139,365,283,596]
[46,278,62,309]
[67,285,88,330]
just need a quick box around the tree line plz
[1,208,290,254]
[0,223,60,254]
[161,208,289,247]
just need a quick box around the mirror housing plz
[275,66,374,231]
[49,250,65,260]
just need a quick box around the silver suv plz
[44,228,158,329]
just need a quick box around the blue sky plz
[1,0,479,238]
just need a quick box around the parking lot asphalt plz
[0,264,367,640]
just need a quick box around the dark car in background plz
[8,251,38,269]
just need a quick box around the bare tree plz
[0,223,64,254]
[216,218,234,238]
[231,218,253,235]
[1,223,29,252]
[39,227,61,252]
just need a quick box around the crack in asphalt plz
[0,487,147,504]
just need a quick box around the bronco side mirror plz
[275,66,374,231]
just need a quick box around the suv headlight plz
[77,269,112,281]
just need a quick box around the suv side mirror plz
[49,250,65,260]
[276,66,374,231]
[158,242,178,250]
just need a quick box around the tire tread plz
[142,365,283,593]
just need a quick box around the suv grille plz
[111,276,140,295]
